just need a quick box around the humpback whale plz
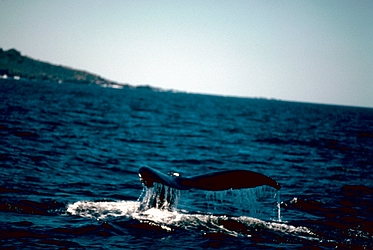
[138,166,281,210]
[138,166,281,191]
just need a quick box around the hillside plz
[0,48,123,86]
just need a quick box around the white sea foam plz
[66,200,139,220]
[66,185,316,240]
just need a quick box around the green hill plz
[0,48,121,86]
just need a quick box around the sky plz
[1,0,372,108]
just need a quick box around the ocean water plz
[1,78,373,249]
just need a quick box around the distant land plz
[0,47,140,88]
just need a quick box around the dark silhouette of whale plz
[138,166,281,191]
[138,166,281,210]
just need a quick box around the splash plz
[65,187,318,242]
[66,199,316,241]
[67,184,281,223]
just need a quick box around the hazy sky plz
[1,1,372,107]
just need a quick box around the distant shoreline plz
[0,48,168,92]
[0,47,129,87]
[0,73,163,93]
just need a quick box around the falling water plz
[205,186,281,221]
[276,190,281,222]
[138,183,281,221]
[138,183,181,211]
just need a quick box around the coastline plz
[0,48,125,87]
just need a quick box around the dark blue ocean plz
[1,78,373,249]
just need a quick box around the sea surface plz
[1,78,373,249]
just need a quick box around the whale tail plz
[138,166,281,191]
[185,170,281,191]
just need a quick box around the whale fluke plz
[185,170,281,191]
[138,166,281,191]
